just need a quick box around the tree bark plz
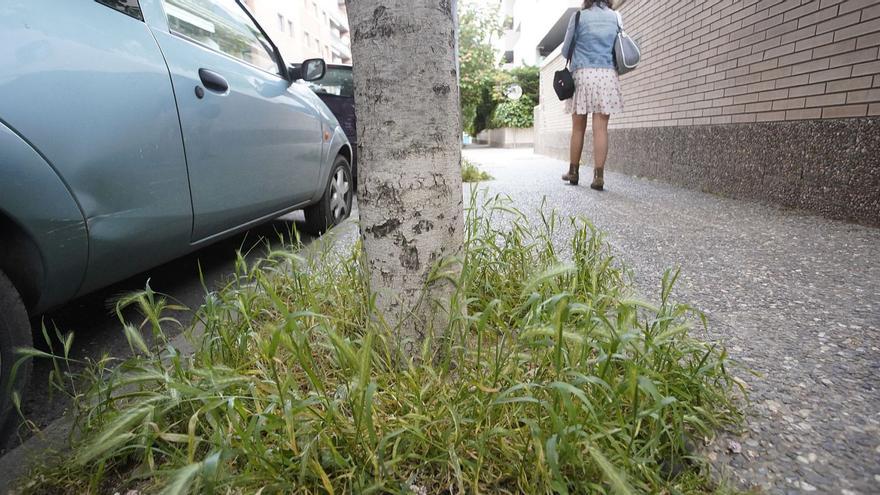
[346,0,463,358]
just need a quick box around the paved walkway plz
[463,147,880,495]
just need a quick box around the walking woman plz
[560,0,625,190]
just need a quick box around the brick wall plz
[614,0,880,128]
[534,54,569,152]
[534,0,880,226]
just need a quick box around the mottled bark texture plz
[346,0,464,358]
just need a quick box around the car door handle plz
[198,69,228,93]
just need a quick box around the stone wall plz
[476,127,535,148]
[534,0,880,226]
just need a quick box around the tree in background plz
[458,0,500,136]
[347,0,463,359]
[492,66,540,103]
[458,0,541,135]
[491,95,535,129]
[490,65,540,129]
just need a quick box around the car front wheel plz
[303,155,353,235]
[0,269,32,449]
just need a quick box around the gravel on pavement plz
[463,146,880,495]
[4,147,877,494]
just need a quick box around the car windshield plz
[306,66,353,97]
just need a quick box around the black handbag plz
[553,11,580,101]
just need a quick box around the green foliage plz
[458,2,542,134]
[488,66,540,129]
[459,1,501,136]
[471,75,498,136]
[462,159,493,182]
[474,65,541,133]
[492,65,540,103]
[19,193,745,495]
[491,95,536,128]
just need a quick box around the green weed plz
[19,192,743,494]
[462,159,493,183]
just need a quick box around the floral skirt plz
[564,68,624,115]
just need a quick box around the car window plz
[162,0,279,74]
[306,66,353,97]
[96,0,144,21]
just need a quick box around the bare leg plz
[591,113,610,190]
[592,113,610,171]
[569,113,589,165]
[564,113,589,185]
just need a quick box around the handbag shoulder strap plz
[615,11,623,32]
[566,11,581,64]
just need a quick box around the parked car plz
[0,0,354,444]
[295,64,358,185]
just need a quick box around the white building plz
[495,0,581,68]
[495,0,627,68]
[245,0,351,65]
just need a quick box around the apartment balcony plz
[328,6,349,34]
[331,36,351,62]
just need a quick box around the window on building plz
[313,2,318,16]
[162,0,280,74]
[288,20,294,37]
[277,13,284,32]
[503,51,514,64]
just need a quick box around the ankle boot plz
[561,163,579,185]
[591,168,604,191]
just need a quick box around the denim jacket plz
[561,6,621,71]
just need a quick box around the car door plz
[151,0,323,241]
[306,66,356,146]
[0,0,195,296]
[305,65,357,183]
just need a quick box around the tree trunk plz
[346,0,463,358]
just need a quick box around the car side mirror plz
[298,59,326,82]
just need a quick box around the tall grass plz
[20,193,742,494]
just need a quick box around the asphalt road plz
[2,211,316,457]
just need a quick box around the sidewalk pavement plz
[464,147,880,494]
[3,149,878,494]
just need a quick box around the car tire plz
[0,270,31,449]
[303,154,353,235]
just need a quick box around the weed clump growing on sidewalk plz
[20,195,742,494]
[462,159,493,182]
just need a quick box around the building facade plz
[495,0,628,68]
[496,0,582,68]
[245,0,351,65]
[535,0,880,225]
